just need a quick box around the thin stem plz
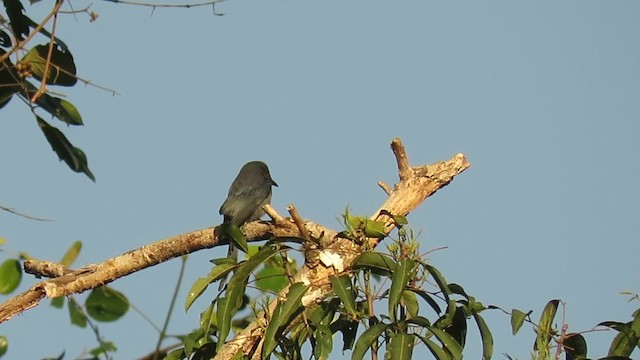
[153,256,188,360]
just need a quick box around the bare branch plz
[287,204,310,240]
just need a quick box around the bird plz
[218,161,277,288]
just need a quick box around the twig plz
[0,205,53,221]
[287,204,309,240]
[378,180,392,195]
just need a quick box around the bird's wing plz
[219,186,271,225]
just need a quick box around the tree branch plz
[0,137,471,360]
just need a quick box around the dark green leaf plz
[392,214,408,225]
[415,333,450,360]
[3,0,29,39]
[331,275,357,318]
[607,322,636,357]
[68,296,87,328]
[32,91,83,125]
[564,333,587,360]
[401,290,419,318]
[409,288,442,314]
[387,333,414,360]
[89,340,117,357]
[185,263,235,311]
[313,324,333,360]
[0,30,10,47]
[333,317,358,351]
[226,244,278,293]
[511,309,527,335]
[389,259,416,321]
[85,286,129,322]
[406,316,431,328]
[444,306,467,349]
[50,297,64,308]
[37,116,94,181]
[351,323,386,360]
[430,326,463,360]
[352,252,396,277]
[0,49,20,109]
[60,240,81,267]
[363,220,386,238]
[0,258,21,294]
[262,282,309,359]
[425,264,451,300]
[22,44,77,86]
[472,312,493,360]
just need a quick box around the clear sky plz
[2,1,639,359]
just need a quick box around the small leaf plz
[425,264,451,301]
[50,297,64,308]
[31,90,83,125]
[363,220,386,238]
[510,309,527,335]
[393,214,408,225]
[334,317,358,351]
[85,286,129,322]
[0,259,21,294]
[0,335,7,357]
[37,116,94,181]
[389,259,416,321]
[22,44,77,86]
[60,240,82,267]
[387,333,414,360]
[406,316,431,328]
[351,323,386,360]
[607,322,636,357]
[331,275,357,318]
[216,297,234,351]
[564,333,587,360]
[409,288,442,314]
[262,282,309,359]
[68,297,87,327]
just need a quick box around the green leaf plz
[564,333,587,360]
[536,299,559,355]
[363,220,386,238]
[36,116,94,181]
[334,317,358,351]
[409,288,442,314]
[444,306,467,349]
[425,264,451,301]
[352,252,397,277]
[510,309,527,335]
[68,297,87,328]
[401,290,419,318]
[59,240,82,267]
[406,316,431,328]
[387,332,414,360]
[415,333,450,360]
[0,335,7,357]
[607,322,636,357]
[472,312,493,360]
[89,340,117,357]
[313,324,333,360]
[262,282,309,359]
[0,30,10,47]
[22,44,77,86]
[0,50,20,109]
[392,214,408,225]
[226,244,278,294]
[185,262,235,311]
[331,275,357,318]
[351,323,386,360]
[255,262,288,293]
[85,286,129,322]
[429,326,463,360]
[389,259,416,322]
[50,297,65,308]
[216,296,234,351]
[0,259,21,294]
[30,89,83,125]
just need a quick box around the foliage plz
[1,0,94,180]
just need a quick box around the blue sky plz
[1,1,639,358]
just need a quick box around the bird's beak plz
[272,180,279,187]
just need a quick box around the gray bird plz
[218,161,277,288]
